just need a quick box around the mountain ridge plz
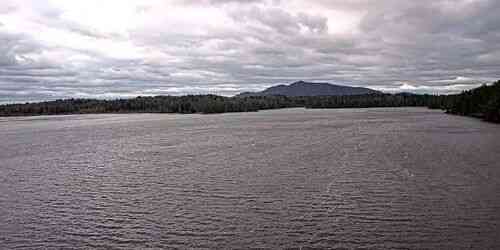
[237,81,382,97]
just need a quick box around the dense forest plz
[0,93,442,116]
[0,81,498,123]
[441,80,500,123]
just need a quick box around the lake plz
[1,108,499,249]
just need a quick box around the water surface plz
[1,108,500,249]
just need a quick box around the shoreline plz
[0,105,437,118]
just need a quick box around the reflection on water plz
[1,108,500,249]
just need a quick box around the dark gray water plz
[1,108,500,249]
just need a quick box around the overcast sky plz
[1,0,500,102]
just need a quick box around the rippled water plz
[1,108,500,249]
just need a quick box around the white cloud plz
[0,0,499,102]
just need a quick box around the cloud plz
[177,0,264,5]
[0,0,499,103]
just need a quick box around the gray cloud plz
[0,0,499,103]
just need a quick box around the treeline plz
[0,82,498,123]
[0,93,441,116]
[441,80,500,123]
[0,95,303,116]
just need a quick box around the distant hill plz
[237,81,382,97]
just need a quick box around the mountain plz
[237,81,382,97]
